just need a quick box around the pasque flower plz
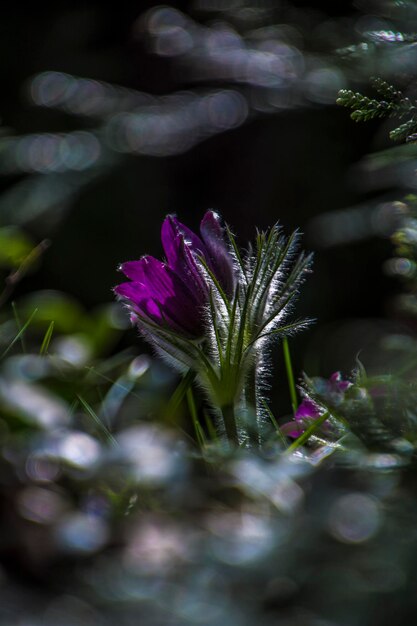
[114,211,235,338]
[115,211,312,446]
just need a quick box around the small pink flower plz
[281,372,351,439]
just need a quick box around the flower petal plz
[294,398,321,421]
[114,281,163,323]
[162,215,207,268]
[330,371,351,392]
[200,210,235,297]
[280,420,304,438]
[116,256,204,336]
[161,216,208,299]
[163,215,208,257]
[119,259,148,281]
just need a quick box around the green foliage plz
[301,370,417,457]
[0,227,34,268]
[383,195,417,317]
[337,77,417,142]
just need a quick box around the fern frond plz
[337,79,417,143]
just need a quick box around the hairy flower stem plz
[245,360,261,447]
[221,403,239,446]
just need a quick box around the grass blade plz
[186,387,206,448]
[77,394,118,447]
[165,369,196,418]
[283,337,298,414]
[40,321,54,356]
[261,398,287,447]
[0,308,38,360]
[203,409,218,441]
[285,411,330,453]
[11,301,26,353]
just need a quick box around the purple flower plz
[280,372,351,439]
[114,211,235,338]
[280,399,322,438]
[329,371,351,393]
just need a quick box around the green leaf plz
[0,227,33,268]
[165,369,195,417]
[18,291,84,334]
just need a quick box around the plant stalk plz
[283,337,298,414]
[221,403,239,446]
[245,359,261,447]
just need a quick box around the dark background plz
[0,0,396,382]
